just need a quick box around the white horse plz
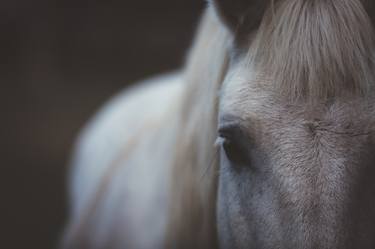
[62,0,375,248]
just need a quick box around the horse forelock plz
[248,0,375,102]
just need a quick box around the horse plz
[62,0,375,248]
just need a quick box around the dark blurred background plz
[1,1,204,248]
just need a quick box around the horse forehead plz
[220,70,375,128]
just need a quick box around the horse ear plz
[210,0,269,35]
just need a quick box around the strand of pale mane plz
[165,8,230,249]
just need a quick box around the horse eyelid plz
[218,122,248,141]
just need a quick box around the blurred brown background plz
[1,1,204,248]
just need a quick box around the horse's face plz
[211,0,375,248]
[216,64,375,249]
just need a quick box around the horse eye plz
[218,125,252,167]
[221,138,251,166]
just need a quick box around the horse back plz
[62,72,183,249]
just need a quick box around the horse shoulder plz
[63,72,183,248]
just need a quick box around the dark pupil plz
[222,138,251,166]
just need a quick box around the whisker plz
[200,148,219,181]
